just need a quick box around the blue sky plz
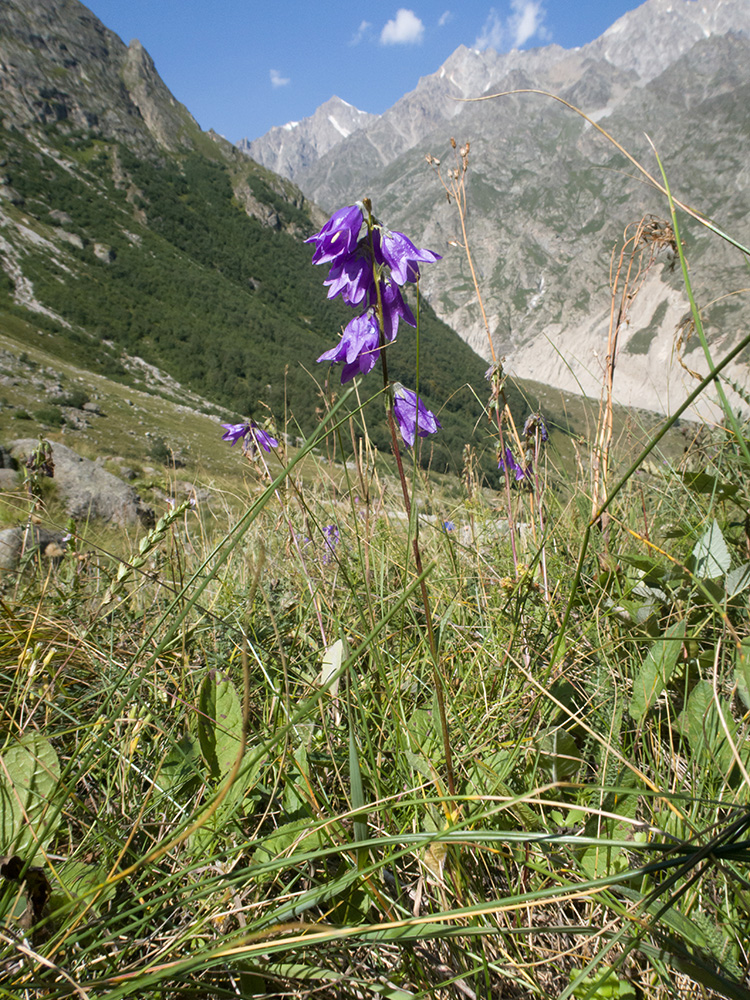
[82,0,644,143]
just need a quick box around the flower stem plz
[364,200,456,799]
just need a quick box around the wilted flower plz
[317,310,381,383]
[522,412,549,443]
[392,384,441,447]
[498,446,530,481]
[221,421,278,454]
[322,524,339,564]
[306,204,364,266]
[375,228,441,285]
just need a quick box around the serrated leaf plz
[0,733,62,858]
[198,670,243,782]
[692,519,731,579]
[629,619,685,721]
[726,562,750,598]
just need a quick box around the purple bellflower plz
[221,420,278,454]
[317,310,382,383]
[323,247,373,306]
[375,228,441,285]
[393,384,441,447]
[305,204,364,266]
[375,279,416,342]
[498,446,530,481]
[220,422,249,447]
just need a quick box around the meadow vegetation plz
[1,109,750,1000]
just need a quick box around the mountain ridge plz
[240,0,750,419]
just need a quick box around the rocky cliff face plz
[241,0,750,418]
[0,0,199,152]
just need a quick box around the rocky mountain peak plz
[121,37,200,151]
[239,95,378,181]
[586,0,750,80]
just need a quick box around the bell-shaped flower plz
[324,247,374,306]
[375,228,441,285]
[221,420,278,454]
[305,204,364,266]
[392,384,441,447]
[317,310,382,383]
[498,446,530,481]
[375,279,416,342]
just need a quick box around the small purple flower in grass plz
[498,446,530,481]
[305,204,364,266]
[375,228,441,285]
[322,524,339,564]
[317,310,381,383]
[392,384,441,448]
[221,421,278,454]
[443,520,455,532]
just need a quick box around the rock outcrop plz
[10,439,153,526]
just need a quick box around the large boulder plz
[0,525,67,571]
[10,440,153,526]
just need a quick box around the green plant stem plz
[364,199,456,799]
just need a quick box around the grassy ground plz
[2,367,749,998]
[1,142,749,1000]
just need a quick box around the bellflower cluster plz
[322,524,340,565]
[307,202,442,447]
[221,421,278,455]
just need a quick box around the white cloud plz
[380,9,425,45]
[270,68,290,88]
[476,2,549,52]
[438,10,453,27]
[350,19,372,44]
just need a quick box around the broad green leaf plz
[48,860,116,917]
[536,727,582,779]
[680,680,745,777]
[629,619,685,721]
[198,670,243,781]
[160,732,202,795]
[682,472,740,501]
[251,820,323,867]
[692,519,731,579]
[726,562,750,598]
[0,732,62,858]
[569,966,637,999]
